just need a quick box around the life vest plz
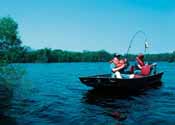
[119,60,125,67]
[141,65,151,76]
[113,59,125,68]
[136,57,145,67]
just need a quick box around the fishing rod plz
[126,30,148,58]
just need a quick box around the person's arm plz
[137,64,142,70]
[136,57,145,69]
[112,64,125,72]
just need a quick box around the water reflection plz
[83,88,144,111]
[0,115,17,125]
[82,85,162,124]
[0,84,17,125]
[83,85,162,106]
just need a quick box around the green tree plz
[0,16,22,63]
[0,16,24,86]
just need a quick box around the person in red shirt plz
[135,54,156,77]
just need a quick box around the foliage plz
[18,49,113,63]
[0,16,22,63]
[3,47,173,63]
[0,16,24,89]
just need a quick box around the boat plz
[79,31,164,91]
[79,72,164,91]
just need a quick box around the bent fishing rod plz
[126,30,148,59]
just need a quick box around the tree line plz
[0,16,175,63]
[2,47,175,63]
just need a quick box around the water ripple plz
[1,62,175,125]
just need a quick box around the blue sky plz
[0,0,175,53]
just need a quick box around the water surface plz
[0,62,175,125]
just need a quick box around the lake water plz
[0,62,175,125]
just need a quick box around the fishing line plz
[126,30,148,59]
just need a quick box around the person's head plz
[111,53,121,64]
[113,53,121,59]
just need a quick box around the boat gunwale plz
[79,72,164,80]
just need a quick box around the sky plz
[0,0,175,54]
